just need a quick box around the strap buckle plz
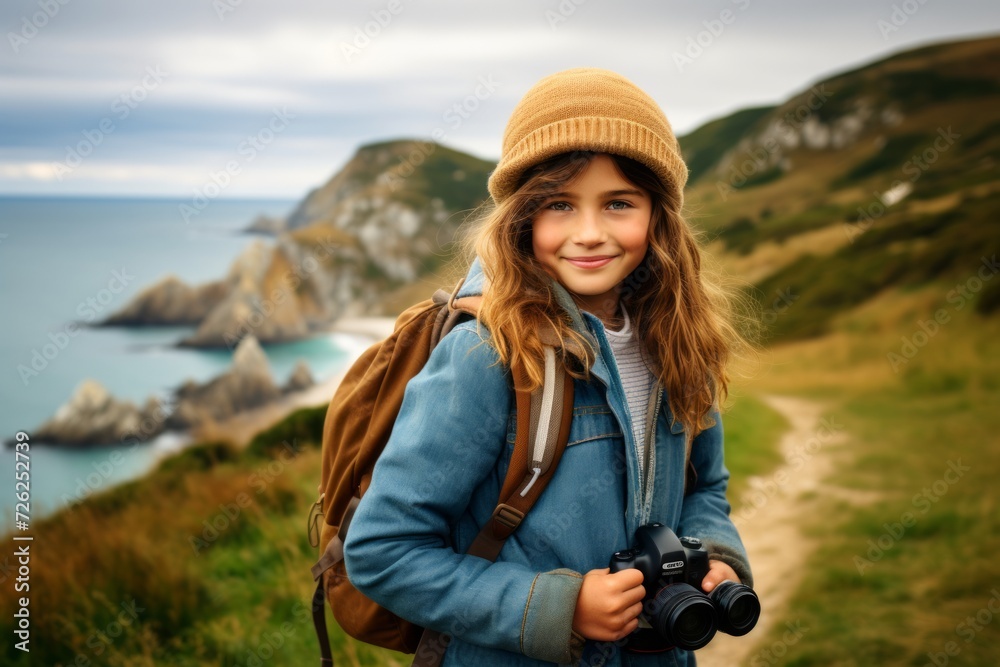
[307,492,324,549]
[492,503,525,530]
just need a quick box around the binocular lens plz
[710,581,761,636]
[650,583,718,650]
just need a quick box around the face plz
[530,153,652,323]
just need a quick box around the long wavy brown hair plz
[463,150,759,440]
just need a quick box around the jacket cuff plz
[520,568,586,664]
[703,540,754,589]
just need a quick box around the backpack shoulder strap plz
[411,348,574,667]
[470,348,574,560]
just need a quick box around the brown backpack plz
[309,279,575,667]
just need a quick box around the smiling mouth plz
[564,255,616,269]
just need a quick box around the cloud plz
[1,0,996,197]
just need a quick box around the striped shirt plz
[604,306,657,476]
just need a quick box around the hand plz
[571,568,646,642]
[701,559,740,593]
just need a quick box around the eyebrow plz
[543,188,645,199]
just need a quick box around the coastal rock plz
[282,360,314,393]
[244,214,286,235]
[178,245,313,348]
[102,274,227,326]
[166,335,282,429]
[283,139,493,303]
[32,379,166,446]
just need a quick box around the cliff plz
[103,140,494,348]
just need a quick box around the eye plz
[608,200,631,211]
[546,201,571,211]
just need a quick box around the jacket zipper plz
[640,382,663,524]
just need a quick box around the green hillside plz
[677,34,1000,343]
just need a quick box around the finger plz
[610,567,646,589]
[622,582,647,606]
[703,563,739,592]
[701,570,724,592]
[617,617,639,640]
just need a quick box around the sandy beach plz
[186,317,397,447]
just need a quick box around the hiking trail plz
[697,394,850,667]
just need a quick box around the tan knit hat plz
[487,67,688,208]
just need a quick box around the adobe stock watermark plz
[51,66,169,181]
[748,620,810,667]
[233,601,311,667]
[8,0,71,54]
[923,589,1000,667]
[886,255,998,372]
[179,107,295,223]
[877,0,932,40]
[844,125,960,242]
[732,416,845,527]
[853,459,969,575]
[17,268,136,386]
[377,75,500,192]
[213,0,245,21]
[761,287,798,330]
[72,597,145,666]
[716,84,831,201]
[545,0,589,29]
[340,0,406,63]
[673,0,752,73]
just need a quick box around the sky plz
[1,0,997,200]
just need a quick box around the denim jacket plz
[343,258,752,666]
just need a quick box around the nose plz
[570,208,607,246]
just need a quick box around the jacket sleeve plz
[342,326,585,663]
[676,408,754,587]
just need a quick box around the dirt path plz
[697,394,848,667]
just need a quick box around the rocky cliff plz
[103,139,494,348]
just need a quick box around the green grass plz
[722,392,789,502]
[741,282,1000,666]
[748,188,1000,342]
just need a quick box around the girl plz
[344,67,757,666]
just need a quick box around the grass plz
[739,279,1000,666]
[721,392,789,503]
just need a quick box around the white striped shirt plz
[604,306,657,475]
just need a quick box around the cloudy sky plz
[1,0,996,199]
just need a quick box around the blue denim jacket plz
[343,258,752,666]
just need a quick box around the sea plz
[0,196,367,530]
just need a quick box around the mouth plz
[564,255,617,269]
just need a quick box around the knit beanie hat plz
[487,67,689,209]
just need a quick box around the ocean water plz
[0,196,364,529]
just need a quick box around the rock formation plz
[30,379,166,447]
[166,335,282,429]
[282,361,314,394]
[22,337,320,447]
[102,274,228,325]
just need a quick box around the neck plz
[580,297,622,330]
